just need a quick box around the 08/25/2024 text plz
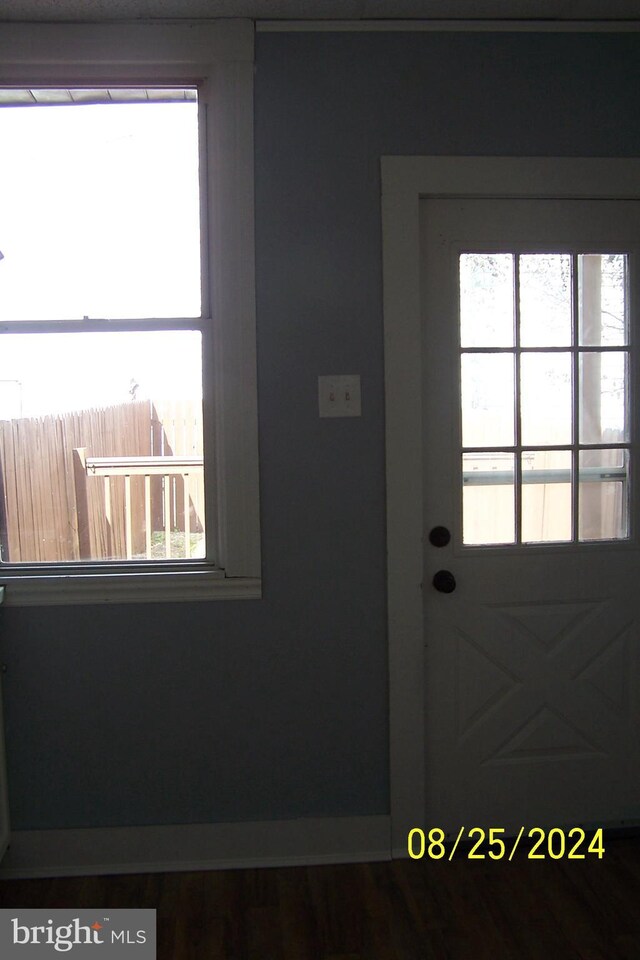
[408,827,605,861]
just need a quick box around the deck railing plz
[74,448,204,561]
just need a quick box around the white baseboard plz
[0,815,391,879]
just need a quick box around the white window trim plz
[382,156,640,856]
[0,21,261,605]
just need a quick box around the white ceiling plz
[1,0,640,22]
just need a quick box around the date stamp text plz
[408,826,605,860]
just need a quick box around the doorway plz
[382,158,640,855]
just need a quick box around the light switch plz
[318,374,361,418]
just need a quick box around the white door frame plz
[382,156,640,857]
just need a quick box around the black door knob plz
[429,525,451,548]
[433,570,456,593]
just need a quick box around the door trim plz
[381,156,640,857]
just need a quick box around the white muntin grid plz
[458,251,632,546]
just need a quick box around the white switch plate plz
[318,374,361,418]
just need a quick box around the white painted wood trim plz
[0,21,262,591]
[0,677,10,868]
[382,156,640,201]
[204,60,261,579]
[382,157,640,858]
[0,572,261,606]
[0,815,390,879]
[258,19,640,32]
[381,176,425,859]
[0,21,254,71]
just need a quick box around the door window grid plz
[460,253,630,546]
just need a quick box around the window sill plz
[0,567,262,606]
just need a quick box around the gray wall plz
[2,29,640,830]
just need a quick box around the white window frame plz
[0,21,261,605]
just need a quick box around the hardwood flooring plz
[0,837,638,959]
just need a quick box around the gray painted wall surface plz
[2,30,639,830]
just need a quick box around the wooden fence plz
[0,400,204,563]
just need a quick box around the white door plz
[422,198,640,835]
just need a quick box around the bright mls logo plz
[0,909,155,957]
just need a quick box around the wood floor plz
[0,837,639,959]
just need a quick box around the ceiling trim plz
[257,18,640,31]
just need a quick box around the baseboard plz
[0,815,391,879]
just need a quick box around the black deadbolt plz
[429,525,451,548]
[433,570,456,594]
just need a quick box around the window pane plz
[579,254,628,347]
[520,353,572,446]
[519,254,571,347]
[522,450,572,543]
[460,254,514,348]
[579,351,628,444]
[0,331,205,563]
[462,452,515,545]
[461,353,514,447]
[0,97,201,321]
[579,448,629,541]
